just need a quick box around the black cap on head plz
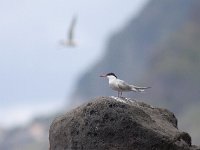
[106,73,117,78]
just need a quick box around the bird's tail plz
[131,86,151,92]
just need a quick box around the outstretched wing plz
[67,15,77,41]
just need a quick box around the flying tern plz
[100,73,151,97]
[60,15,77,47]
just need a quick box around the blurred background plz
[0,0,200,149]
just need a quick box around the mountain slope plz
[72,0,200,109]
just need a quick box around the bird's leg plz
[120,92,123,97]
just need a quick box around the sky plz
[0,0,148,128]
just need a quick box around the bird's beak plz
[100,74,106,77]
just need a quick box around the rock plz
[49,97,199,150]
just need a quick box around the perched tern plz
[60,15,77,47]
[100,73,151,97]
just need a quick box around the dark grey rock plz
[49,97,199,150]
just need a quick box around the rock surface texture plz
[49,97,200,150]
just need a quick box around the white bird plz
[100,72,151,97]
[60,15,77,47]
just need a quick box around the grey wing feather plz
[132,85,151,89]
[117,80,132,91]
[68,16,77,40]
[131,85,151,92]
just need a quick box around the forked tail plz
[131,86,151,92]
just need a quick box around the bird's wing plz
[67,15,77,41]
[130,85,151,92]
[131,85,151,89]
[117,79,132,91]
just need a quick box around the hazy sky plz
[0,0,148,128]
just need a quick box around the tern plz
[100,73,151,97]
[60,15,77,47]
